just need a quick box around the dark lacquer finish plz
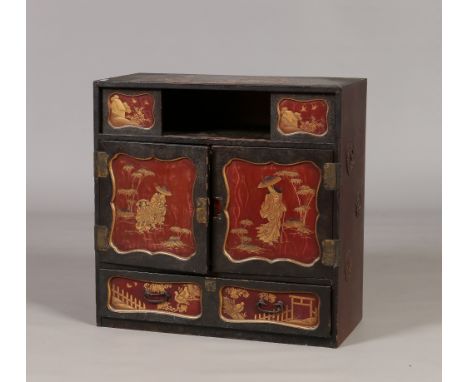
[94,73,366,348]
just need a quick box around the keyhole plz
[213,197,223,219]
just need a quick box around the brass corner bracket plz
[323,163,340,190]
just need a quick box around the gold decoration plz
[143,283,201,314]
[230,219,263,254]
[219,286,320,330]
[143,283,171,294]
[256,175,287,244]
[110,284,146,311]
[135,185,172,234]
[222,159,322,266]
[107,279,202,319]
[108,94,152,128]
[276,98,328,136]
[174,284,201,306]
[258,292,277,303]
[221,288,249,319]
[225,287,250,299]
[222,297,246,320]
[253,295,319,329]
[160,227,192,249]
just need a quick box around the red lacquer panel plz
[277,98,328,136]
[220,286,320,330]
[110,153,196,259]
[223,159,321,266]
[107,93,155,129]
[108,277,202,318]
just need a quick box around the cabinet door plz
[95,141,209,273]
[211,146,334,279]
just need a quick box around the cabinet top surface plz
[97,73,366,91]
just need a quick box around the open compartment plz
[161,89,271,139]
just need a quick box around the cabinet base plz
[99,317,338,348]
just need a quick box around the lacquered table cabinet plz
[94,73,366,347]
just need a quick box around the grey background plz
[27,0,441,381]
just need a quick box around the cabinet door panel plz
[212,146,334,279]
[96,141,208,274]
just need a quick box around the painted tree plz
[130,167,151,188]
[169,226,191,241]
[293,205,310,224]
[274,170,303,205]
[138,168,155,178]
[161,226,188,249]
[122,164,135,180]
[178,227,192,240]
[131,171,143,190]
[274,170,299,178]
[240,219,253,228]
[296,185,316,224]
[289,177,303,205]
[230,227,249,245]
[117,188,138,212]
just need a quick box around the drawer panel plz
[270,93,336,143]
[99,269,205,324]
[213,278,331,337]
[108,277,202,319]
[101,88,162,136]
[98,270,331,337]
[220,286,319,330]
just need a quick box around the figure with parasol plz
[256,175,287,244]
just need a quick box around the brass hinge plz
[196,197,209,224]
[321,239,340,267]
[323,163,340,190]
[204,278,217,292]
[95,225,109,251]
[95,151,109,178]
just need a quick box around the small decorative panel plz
[107,92,155,129]
[219,286,320,330]
[109,153,196,259]
[276,98,328,136]
[108,277,202,319]
[223,159,321,266]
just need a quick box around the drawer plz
[270,93,336,143]
[212,278,331,337]
[100,88,161,136]
[98,269,205,325]
[98,270,331,338]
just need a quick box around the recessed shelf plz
[161,89,271,139]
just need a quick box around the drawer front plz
[99,269,205,324]
[98,271,331,337]
[211,145,335,279]
[108,277,202,319]
[95,141,209,274]
[270,93,336,143]
[101,88,162,136]
[213,278,331,337]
